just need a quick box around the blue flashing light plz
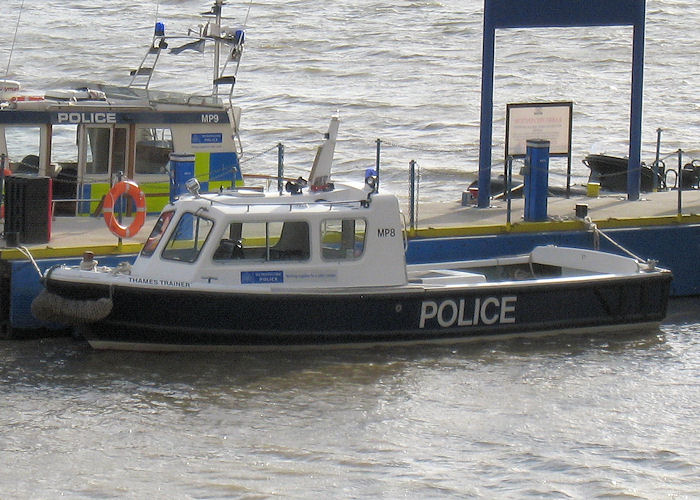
[155,22,165,37]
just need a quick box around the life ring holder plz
[103,180,146,238]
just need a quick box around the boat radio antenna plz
[2,0,25,100]
[242,0,253,28]
[210,0,250,99]
[212,0,224,96]
[154,0,161,24]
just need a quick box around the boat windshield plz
[161,212,215,263]
[141,210,175,257]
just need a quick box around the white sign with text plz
[506,103,572,157]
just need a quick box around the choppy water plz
[1,0,699,199]
[1,1,699,497]
[1,300,698,498]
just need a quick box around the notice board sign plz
[505,102,573,158]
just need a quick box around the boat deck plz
[1,189,699,257]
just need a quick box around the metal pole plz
[506,156,513,226]
[213,0,224,96]
[277,143,284,195]
[409,160,416,230]
[654,128,662,191]
[627,18,645,201]
[566,150,572,198]
[477,20,495,208]
[416,161,420,226]
[677,149,683,215]
[375,138,381,192]
[0,153,5,216]
[117,170,124,246]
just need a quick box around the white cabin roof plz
[181,182,374,211]
[1,83,229,113]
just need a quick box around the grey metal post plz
[409,160,416,229]
[116,170,124,246]
[654,128,662,190]
[277,143,284,195]
[375,138,381,192]
[677,149,683,215]
[566,149,572,198]
[0,153,5,215]
[506,156,513,226]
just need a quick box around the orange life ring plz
[103,180,147,238]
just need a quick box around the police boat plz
[32,116,672,351]
[0,0,246,217]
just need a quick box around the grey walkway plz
[3,189,699,252]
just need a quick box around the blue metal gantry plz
[478,0,646,207]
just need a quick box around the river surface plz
[1,0,698,199]
[0,299,698,498]
[1,0,699,497]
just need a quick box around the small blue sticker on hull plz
[241,271,284,284]
[192,133,223,144]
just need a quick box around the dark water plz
[1,299,698,498]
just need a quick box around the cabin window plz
[135,127,173,174]
[213,221,310,261]
[161,211,214,263]
[141,210,175,257]
[2,126,41,174]
[321,218,366,260]
[50,124,78,173]
[86,126,128,176]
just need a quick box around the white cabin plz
[130,183,408,289]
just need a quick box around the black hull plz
[46,272,673,351]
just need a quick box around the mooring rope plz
[14,245,42,278]
[380,140,474,154]
[238,143,279,164]
[582,217,650,266]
